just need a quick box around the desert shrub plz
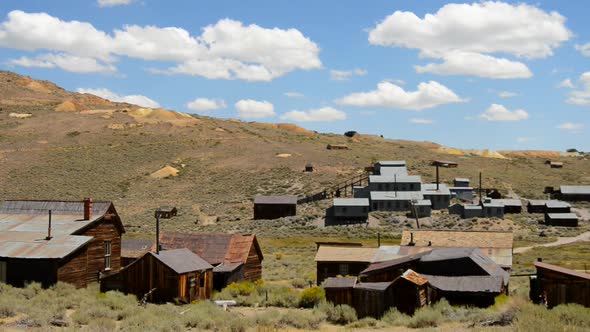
[225,281,257,296]
[279,309,326,329]
[551,303,590,328]
[255,309,282,328]
[72,303,117,325]
[119,303,183,332]
[87,317,117,332]
[316,302,357,324]
[381,308,411,326]
[348,317,380,328]
[408,307,443,328]
[298,286,325,308]
[266,285,298,308]
[291,278,307,289]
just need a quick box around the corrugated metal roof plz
[400,230,513,249]
[370,191,424,201]
[422,275,504,293]
[254,195,297,205]
[355,282,392,291]
[0,231,92,259]
[560,185,590,195]
[369,175,421,183]
[333,198,369,207]
[545,201,570,208]
[422,183,451,195]
[414,200,431,206]
[546,213,579,219]
[1,200,112,216]
[464,205,482,210]
[492,199,522,207]
[377,160,406,166]
[315,245,378,263]
[420,248,509,283]
[380,167,408,176]
[122,238,154,258]
[361,250,432,275]
[534,262,590,280]
[152,248,213,274]
[323,277,357,288]
[401,269,428,286]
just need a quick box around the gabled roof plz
[254,195,297,205]
[151,248,213,274]
[534,262,590,280]
[400,230,513,249]
[0,231,92,259]
[399,269,428,286]
[315,245,378,263]
[122,238,154,258]
[360,250,432,275]
[159,232,263,265]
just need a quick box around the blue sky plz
[0,0,589,151]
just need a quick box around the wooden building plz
[422,183,451,210]
[305,163,315,172]
[374,161,408,176]
[553,185,590,201]
[159,232,263,290]
[545,160,563,169]
[0,199,124,288]
[544,213,579,227]
[527,200,571,214]
[400,230,513,270]
[391,269,432,315]
[329,198,369,225]
[492,199,522,214]
[323,277,356,307]
[327,144,349,150]
[121,238,154,267]
[409,200,432,218]
[101,248,213,303]
[531,261,590,308]
[353,282,395,318]
[481,199,505,219]
[253,195,297,220]
[453,178,470,188]
[315,243,376,284]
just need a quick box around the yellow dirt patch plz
[215,127,226,132]
[9,112,32,118]
[276,153,292,158]
[55,100,85,112]
[150,166,180,179]
[500,150,562,158]
[26,80,53,94]
[436,146,509,159]
[253,122,315,135]
[127,108,199,126]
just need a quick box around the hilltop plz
[0,71,589,234]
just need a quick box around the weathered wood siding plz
[243,244,262,282]
[325,287,354,307]
[57,246,88,288]
[79,218,122,283]
[538,269,590,308]
[317,262,371,285]
[352,287,394,318]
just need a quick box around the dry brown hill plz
[0,71,588,234]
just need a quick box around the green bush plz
[381,308,411,327]
[408,307,443,328]
[316,301,357,324]
[279,309,326,329]
[226,281,257,296]
[348,317,380,328]
[299,286,325,308]
[291,278,307,289]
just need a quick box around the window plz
[104,241,112,270]
[339,264,349,276]
[0,261,6,283]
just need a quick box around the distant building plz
[374,160,407,176]
[370,191,423,211]
[527,200,571,214]
[531,261,590,308]
[422,183,451,210]
[327,144,349,150]
[331,198,369,225]
[481,198,504,219]
[409,200,432,218]
[453,178,470,187]
[253,195,297,220]
[463,204,483,219]
[544,160,563,168]
[554,185,590,201]
[544,213,579,227]
[448,203,463,216]
[368,175,422,192]
[449,187,474,201]
[492,199,522,214]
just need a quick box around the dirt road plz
[513,231,590,254]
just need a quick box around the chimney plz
[46,210,52,240]
[408,232,415,246]
[83,198,93,220]
[377,232,381,247]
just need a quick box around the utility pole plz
[479,171,483,204]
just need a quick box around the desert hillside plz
[0,71,589,233]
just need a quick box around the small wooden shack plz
[327,144,349,150]
[545,160,563,169]
[101,248,213,303]
[527,200,571,214]
[305,163,314,172]
[391,269,432,315]
[331,198,370,225]
[253,195,297,220]
[544,213,579,227]
[323,277,356,307]
[353,282,395,318]
[531,261,590,308]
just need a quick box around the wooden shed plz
[101,248,213,303]
[327,144,349,150]
[391,269,432,315]
[531,261,590,308]
[0,199,125,288]
[544,213,579,227]
[353,282,395,318]
[323,277,356,307]
[159,232,263,290]
[253,195,297,220]
[527,200,571,214]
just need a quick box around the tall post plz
[436,165,440,190]
[479,171,483,204]
[46,210,52,240]
[155,211,160,254]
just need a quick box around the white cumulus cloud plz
[566,72,590,105]
[185,98,226,112]
[409,118,433,124]
[98,0,134,7]
[575,43,590,57]
[0,11,321,81]
[368,2,570,79]
[235,99,275,119]
[335,81,465,111]
[9,53,116,73]
[280,107,346,122]
[479,104,529,122]
[76,88,160,108]
[557,78,574,89]
[557,122,583,133]
[330,68,367,81]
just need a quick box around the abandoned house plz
[544,213,579,227]
[422,183,451,210]
[390,269,432,315]
[453,178,470,188]
[481,198,505,219]
[329,198,369,225]
[253,195,297,220]
[409,200,432,218]
[545,160,563,169]
[323,277,356,307]
[530,261,590,308]
[158,232,263,290]
[101,248,213,303]
[400,230,513,270]
[322,277,396,319]
[491,199,522,214]
[463,204,484,219]
[0,199,124,288]
[374,160,407,176]
[121,238,154,267]
[552,185,590,201]
[527,200,571,214]
[368,175,422,192]
[327,144,349,150]
[369,191,424,212]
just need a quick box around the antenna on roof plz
[45,210,52,240]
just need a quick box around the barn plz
[253,195,297,220]
[159,232,263,290]
[531,261,590,308]
[101,248,213,303]
[0,199,124,288]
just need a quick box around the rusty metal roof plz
[1,200,112,216]
[159,232,262,265]
[254,195,297,205]
[400,230,513,249]
[422,275,504,293]
[152,248,213,274]
[0,231,92,259]
[323,277,357,288]
[122,238,154,258]
[400,269,429,286]
[534,262,590,280]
